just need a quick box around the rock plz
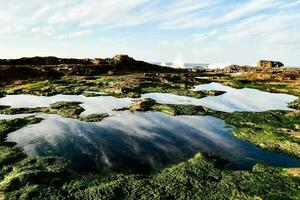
[222,65,252,73]
[128,98,156,111]
[257,60,284,68]
[80,113,109,122]
[109,55,135,66]
[0,90,5,98]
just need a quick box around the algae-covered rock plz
[0,89,5,98]
[49,101,81,109]
[129,98,156,111]
[80,113,109,122]
[46,101,84,118]
[288,98,300,110]
[153,104,211,116]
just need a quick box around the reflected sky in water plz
[7,112,300,174]
[0,114,33,120]
[0,95,132,116]
[143,82,297,112]
[0,83,296,113]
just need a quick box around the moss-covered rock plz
[289,98,300,110]
[128,98,156,111]
[0,89,5,98]
[0,101,85,120]
[80,113,109,122]
[0,108,299,199]
[4,74,220,99]
[12,153,298,200]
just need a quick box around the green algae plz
[0,101,85,119]
[80,113,109,122]
[227,80,300,96]
[138,82,208,98]
[44,101,85,118]
[0,72,300,199]
[212,110,300,159]
[1,152,299,200]
[202,73,300,97]
[0,108,299,199]
[0,89,5,98]
[4,74,222,99]
[289,98,300,110]
[0,101,110,123]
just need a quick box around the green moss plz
[5,74,223,99]
[213,111,300,159]
[0,101,85,120]
[0,89,5,98]
[0,114,299,199]
[43,101,85,118]
[152,104,211,116]
[82,92,107,97]
[0,116,43,137]
[1,72,300,199]
[204,74,300,96]
[80,113,109,122]
[228,80,300,96]
[138,82,206,98]
[8,153,297,200]
[289,98,300,110]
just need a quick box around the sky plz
[0,0,300,66]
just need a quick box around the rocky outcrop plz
[128,98,156,111]
[0,55,186,85]
[257,60,284,68]
[0,55,138,66]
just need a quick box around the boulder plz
[257,60,284,68]
[129,98,156,111]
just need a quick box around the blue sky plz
[0,0,300,65]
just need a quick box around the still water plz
[6,111,300,174]
[143,82,297,112]
[0,83,296,113]
[1,83,299,174]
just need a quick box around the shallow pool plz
[143,82,297,112]
[6,111,300,174]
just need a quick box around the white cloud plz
[193,33,207,42]
[0,0,300,65]
[158,40,184,47]
[97,37,127,46]
[97,37,113,43]
[0,0,298,31]
[57,30,92,39]
[31,26,55,35]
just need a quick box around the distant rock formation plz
[0,55,136,66]
[0,55,187,85]
[257,60,284,68]
[222,65,253,72]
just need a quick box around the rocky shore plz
[0,56,299,200]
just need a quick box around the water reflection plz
[143,82,297,112]
[0,114,32,120]
[7,112,300,174]
[0,95,132,116]
[0,83,296,113]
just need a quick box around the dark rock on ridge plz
[0,55,186,86]
[257,60,284,68]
